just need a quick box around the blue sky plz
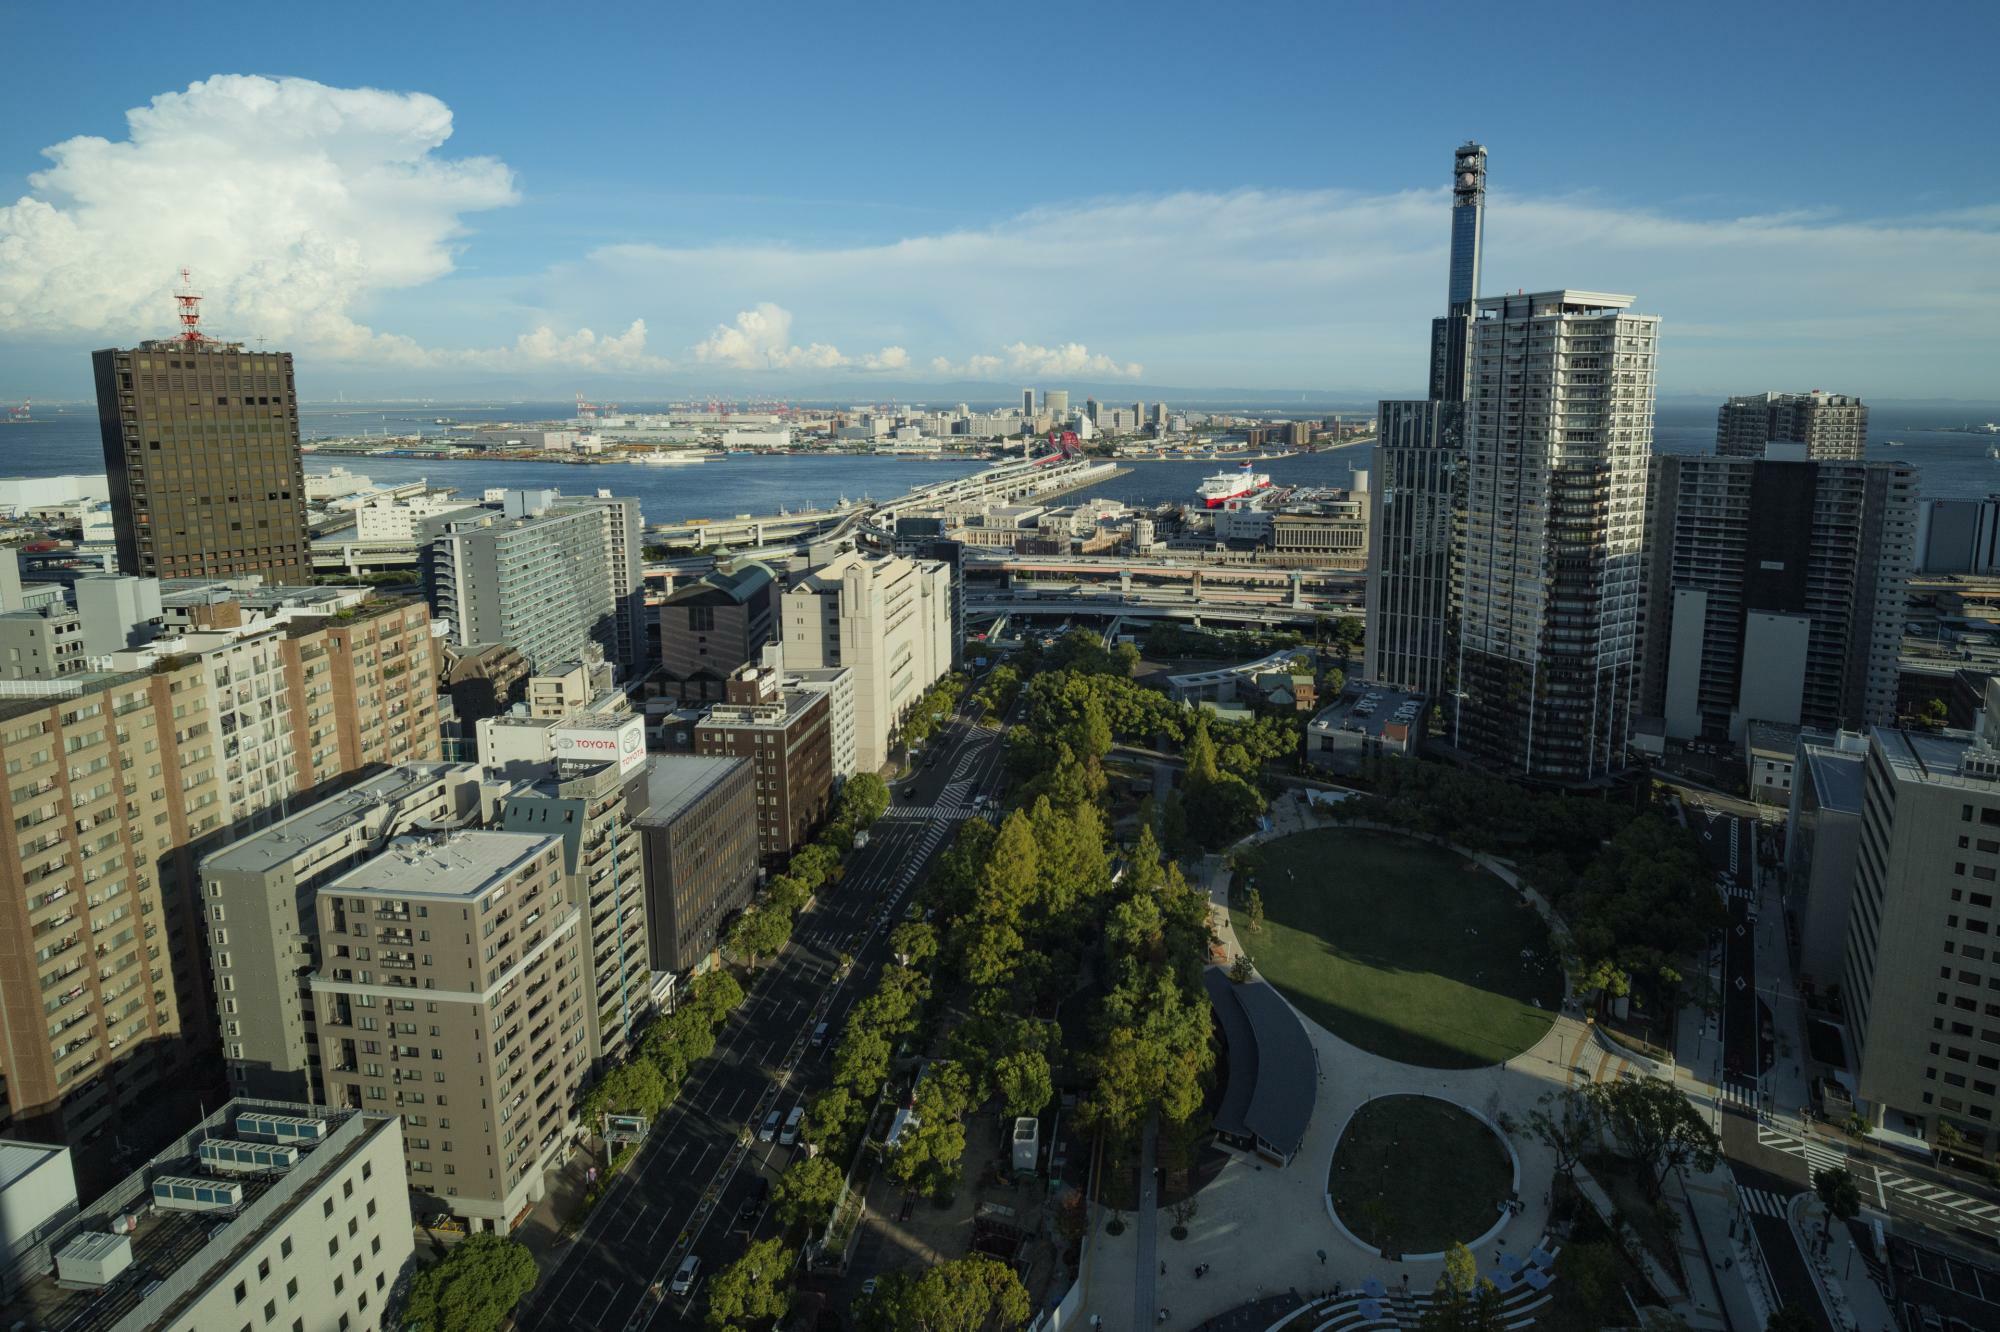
[1,1,1996,400]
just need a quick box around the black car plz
[737,1173,770,1226]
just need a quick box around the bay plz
[1,401,1996,527]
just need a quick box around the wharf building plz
[1716,390,1869,461]
[1640,453,1916,741]
[1455,290,1658,783]
[311,830,589,1230]
[92,334,312,585]
[695,662,834,860]
[780,550,952,774]
[0,1100,413,1332]
[0,588,440,1171]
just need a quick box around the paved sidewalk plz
[1788,1194,1897,1331]
[1137,1116,1160,1328]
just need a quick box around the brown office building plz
[695,664,833,859]
[659,564,776,702]
[631,755,760,973]
[311,831,589,1230]
[93,335,311,583]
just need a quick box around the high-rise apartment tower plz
[1641,455,1916,740]
[1456,291,1658,783]
[1716,390,1869,460]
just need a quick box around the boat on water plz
[1196,461,1273,508]
[1884,439,1905,447]
[633,450,719,466]
[1988,445,1999,460]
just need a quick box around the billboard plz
[551,715,647,777]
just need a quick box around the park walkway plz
[1078,794,1575,1329]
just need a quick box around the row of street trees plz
[726,772,890,965]
[898,673,969,750]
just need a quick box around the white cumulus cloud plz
[691,303,907,372]
[0,74,675,373]
[928,343,1142,380]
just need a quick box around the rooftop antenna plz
[174,268,207,345]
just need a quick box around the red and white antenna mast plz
[174,268,207,345]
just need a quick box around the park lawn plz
[1328,1095,1512,1257]
[1231,828,1563,1068]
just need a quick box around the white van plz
[780,1105,804,1146]
[759,1109,781,1143]
[669,1254,700,1297]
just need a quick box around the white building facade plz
[781,552,951,774]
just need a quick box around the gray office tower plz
[421,489,623,674]
[1364,142,1484,700]
[1363,401,1462,698]
[1642,455,1916,740]
[1427,142,1487,403]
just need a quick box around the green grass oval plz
[1231,828,1563,1069]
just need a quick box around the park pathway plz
[1136,1114,1160,1327]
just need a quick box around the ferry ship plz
[1196,461,1273,508]
[634,450,721,465]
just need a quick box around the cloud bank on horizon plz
[1,74,1995,395]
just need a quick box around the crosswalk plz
[1720,879,1756,903]
[1874,1166,2000,1222]
[1758,1123,1848,1176]
[881,804,981,822]
[1738,1184,1790,1219]
[1720,1077,1763,1110]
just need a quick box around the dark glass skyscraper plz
[1366,142,1487,702]
[1426,141,1487,403]
[94,337,310,584]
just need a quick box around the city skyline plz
[1,4,1996,400]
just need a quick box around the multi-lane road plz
[1686,789,2000,1329]
[516,701,1012,1331]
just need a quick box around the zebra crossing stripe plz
[1738,1185,1788,1218]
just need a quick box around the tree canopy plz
[704,1238,793,1331]
[1329,763,1722,1002]
[1587,1076,1720,1199]
[402,1234,538,1332]
[855,1255,1031,1332]
[773,1156,845,1229]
